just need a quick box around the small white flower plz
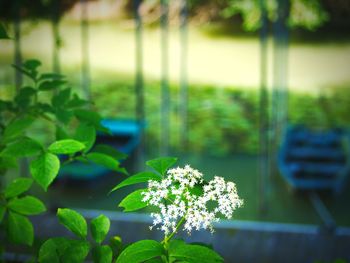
[142,165,243,235]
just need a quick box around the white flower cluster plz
[142,165,243,236]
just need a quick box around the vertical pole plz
[81,0,91,101]
[13,2,22,92]
[13,2,28,179]
[52,20,61,74]
[134,0,145,170]
[258,0,269,217]
[280,0,290,131]
[52,1,61,74]
[271,0,290,174]
[179,0,188,151]
[160,0,170,156]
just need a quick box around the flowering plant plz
[37,158,242,262]
[112,157,243,263]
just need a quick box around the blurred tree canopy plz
[0,0,81,22]
[136,0,345,32]
[221,0,329,31]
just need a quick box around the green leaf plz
[23,59,41,71]
[57,208,87,239]
[93,144,127,160]
[75,123,96,152]
[38,238,60,263]
[66,94,90,108]
[30,152,60,191]
[2,116,35,143]
[39,237,90,263]
[86,152,127,174]
[38,80,66,91]
[15,87,36,108]
[48,139,85,155]
[59,239,90,263]
[8,195,46,215]
[39,73,65,81]
[110,172,161,193]
[1,137,43,157]
[56,125,70,140]
[55,109,73,124]
[0,205,6,223]
[12,64,35,80]
[116,240,164,263]
[52,88,71,108]
[0,23,10,39]
[144,258,164,263]
[146,157,177,176]
[92,245,113,263]
[169,240,223,263]
[4,178,33,198]
[8,211,34,246]
[37,103,54,113]
[74,109,102,127]
[119,189,147,212]
[0,99,13,112]
[110,236,122,254]
[90,214,110,244]
[0,156,18,169]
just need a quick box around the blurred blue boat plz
[278,126,350,193]
[59,119,143,181]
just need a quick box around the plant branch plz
[162,215,186,244]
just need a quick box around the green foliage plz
[8,211,34,246]
[38,80,66,91]
[52,87,71,108]
[4,178,33,198]
[0,22,10,39]
[0,58,126,259]
[92,245,113,263]
[118,189,148,212]
[91,215,111,244]
[93,144,128,160]
[146,157,178,176]
[113,158,239,263]
[86,152,127,174]
[0,179,41,247]
[48,139,86,155]
[58,239,91,263]
[1,137,43,157]
[168,240,223,263]
[110,171,161,192]
[40,210,115,263]
[221,0,328,31]
[74,109,106,132]
[8,195,46,215]
[0,206,6,223]
[75,123,96,152]
[38,238,63,263]
[110,235,123,255]
[2,116,35,143]
[93,80,260,155]
[116,240,164,263]
[0,55,249,262]
[39,237,90,263]
[30,152,60,191]
[288,0,329,31]
[57,208,87,239]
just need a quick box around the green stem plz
[162,216,186,244]
[62,157,74,166]
[33,79,39,104]
[40,114,56,124]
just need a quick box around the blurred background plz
[1,0,350,261]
